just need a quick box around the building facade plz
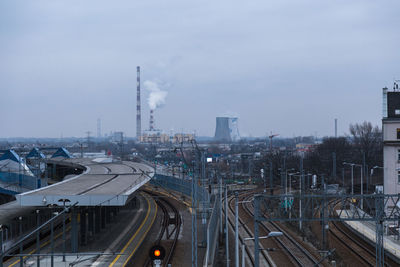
[383,87,400,199]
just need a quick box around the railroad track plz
[144,191,181,267]
[238,191,321,266]
[225,190,274,266]
[317,199,397,266]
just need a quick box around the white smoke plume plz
[144,80,168,110]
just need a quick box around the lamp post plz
[261,169,265,192]
[243,232,283,267]
[343,162,355,195]
[370,166,383,189]
[244,231,283,241]
[344,162,363,209]
[234,193,253,267]
[235,192,239,267]
[58,199,71,262]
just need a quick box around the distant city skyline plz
[1,1,399,138]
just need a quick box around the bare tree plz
[349,121,382,167]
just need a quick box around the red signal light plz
[149,245,165,260]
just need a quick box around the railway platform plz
[337,208,400,261]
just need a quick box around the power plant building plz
[139,133,194,144]
[214,117,240,142]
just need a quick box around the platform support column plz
[101,207,106,229]
[106,207,111,224]
[1,228,4,267]
[88,208,94,238]
[19,216,22,267]
[71,208,78,253]
[80,209,87,246]
[95,206,101,233]
[36,210,40,267]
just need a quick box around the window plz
[398,170,400,183]
[397,128,400,139]
[398,150,400,161]
[395,109,400,115]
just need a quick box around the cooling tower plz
[214,117,240,142]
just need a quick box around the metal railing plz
[150,174,220,266]
[203,192,220,267]
[151,174,209,201]
[0,173,37,192]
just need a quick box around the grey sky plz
[1,0,399,138]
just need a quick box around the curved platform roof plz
[16,158,154,206]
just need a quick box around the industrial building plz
[139,133,194,144]
[214,117,240,142]
[383,85,400,200]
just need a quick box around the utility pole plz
[254,196,260,267]
[201,151,207,246]
[261,169,265,192]
[332,152,336,179]
[191,160,198,267]
[335,118,337,138]
[235,191,239,267]
[269,160,273,195]
[361,165,364,210]
[51,213,54,267]
[351,165,354,194]
[321,175,327,252]
[19,216,22,267]
[0,227,3,267]
[225,184,229,267]
[36,210,40,267]
[86,131,91,149]
[97,118,101,139]
[268,133,278,195]
[375,189,385,266]
[299,155,303,231]
[219,175,223,237]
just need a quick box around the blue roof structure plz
[0,150,21,163]
[27,148,45,159]
[51,147,72,158]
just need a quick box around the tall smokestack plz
[136,66,141,138]
[335,118,337,138]
[150,109,154,130]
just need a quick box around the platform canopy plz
[17,158,154,206]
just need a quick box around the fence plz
[151,174,209,201]
[0,172,37,192]
[203,192,220,266]
[150,173,221,266]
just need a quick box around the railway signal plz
[149,245,166,267]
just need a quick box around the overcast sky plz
[1,0,400,138]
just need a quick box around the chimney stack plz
[150,109,154,130]
[136,66,141,138]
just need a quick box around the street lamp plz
[243,231,283,241]
[243,232,283,267]
[343,162,355,195]
[344,162,364,209]
[371,166,383,176]
[234,192,253,267]
[370,166,383,193]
